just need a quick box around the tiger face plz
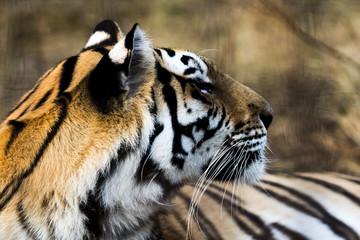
[0,20,272,239]
[149,49,273,185]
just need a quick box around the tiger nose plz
[259,108,273,130]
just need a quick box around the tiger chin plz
[0,20,272,239]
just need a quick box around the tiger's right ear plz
[82,19,123,51]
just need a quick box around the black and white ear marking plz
[88,23,154,112]
[108,24,152,66]
[108,24,154,98]
[83,19,123,51]
[107,24,138,66]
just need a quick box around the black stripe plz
[208,184,274,240]
[270,223,309,240]
[190,78,213,93]
[260,180,360,240]
[82,40,115,52]
[93,19,119,37]
[135,123,164,182]
[160,209,187,239]
[162,83,186,169]
[154,49,162,58]
[17,201,40,240]
[180,55,194,65]
[174,75,187,92]
[163,48,175,57]
[211,107,218,118]
[80,148,128,238]
[88,54,128,114]
[157,64,187,169]
[38,67,56,83]
[169,208,188,232]
[203,187,268,239]
[6,87,37,118]
[5,66,54,119]
[235,122,245,130]
[147,225,165,240]
[191,89,211,105]
[91,47,110,55]
[133,88,176,191]
[32,89,53,110]
[135,131,176,193]
[5,120,26,155]
[0,94,69,212]
[149,122,161,143]
[340,176,360,186]
[58,56,78,97]
[125,23,138,49]
[292,174,360,207]
[156,63,220,169]
[149,88,157,115]
[176,191,224,240]
[184,67,197,75]
[234,133,266,142]
[16,104,32,119]
[156,62,172,84]
[136,154,159,183]
[196,107,226,149]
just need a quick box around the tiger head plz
[0,20,272,239]
[149,49,273,185]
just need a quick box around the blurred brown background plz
[1,0,360,174]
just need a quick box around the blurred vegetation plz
[1,0,360,174]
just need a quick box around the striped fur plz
[0,19,272,239]
[1,19,356,240]
[161,172,360,240]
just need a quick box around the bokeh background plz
[1,0,360,174]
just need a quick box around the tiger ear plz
[82,19,123,51]
[108,23,154,98]
[88,24,154,113]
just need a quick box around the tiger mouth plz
[204,134,267,182]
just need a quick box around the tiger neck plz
[79,105,180,239]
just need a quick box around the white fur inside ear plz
[109,38,128,64]
[85,31,111,48]
[131,27,153,67]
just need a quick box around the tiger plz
[3,19,358,240]
[161,172,360,240]
[0,19,273,239]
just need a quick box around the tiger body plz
[1,19,358,240]
[0,20,272,239]
[162,172,360,240]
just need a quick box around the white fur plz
[109,38,128,64]
[177,99,209,126]
[130,26,154,78]
[85,31,111,48]
[158,49,211,83]
[244,188,345,240]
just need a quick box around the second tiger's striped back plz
[160,172,360,240]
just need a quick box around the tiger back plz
[161,172,360,240]
[0,19,273,239]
